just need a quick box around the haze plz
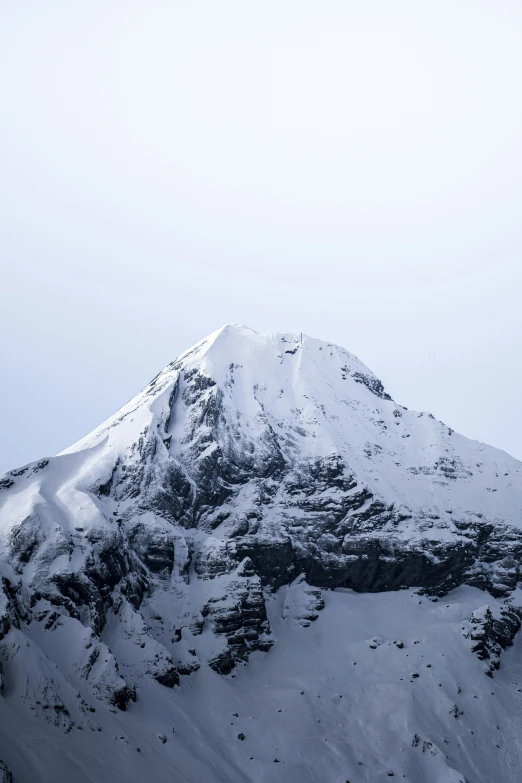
[1,0,522,472]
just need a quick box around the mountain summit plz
[1,326,522,782]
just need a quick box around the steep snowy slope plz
[0,324,521,783]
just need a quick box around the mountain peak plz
[1,327,522,781]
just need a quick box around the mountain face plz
[1,324,522,783]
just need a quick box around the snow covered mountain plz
[1,324,522,782]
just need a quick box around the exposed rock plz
[128,522,176,576]
[467,604,522,676]
[0,761,12,783]
[204,569,273,672]
[0,323,522,755]
[111,683,137,710]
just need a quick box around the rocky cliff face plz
[1,325,522,782]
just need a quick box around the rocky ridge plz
[1,324,522,752]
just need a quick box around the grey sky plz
[1,0,522,472]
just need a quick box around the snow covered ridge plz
[1,324,522,782]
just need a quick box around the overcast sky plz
[1,0,522,472]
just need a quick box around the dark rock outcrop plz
[0,761,12,783]
[1,323,522,700]
[467,604,522,676]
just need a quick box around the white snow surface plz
[2,586,522,782]
[61,324,522,531]
[0,324,522,782]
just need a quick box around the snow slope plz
[0,324,522,783]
